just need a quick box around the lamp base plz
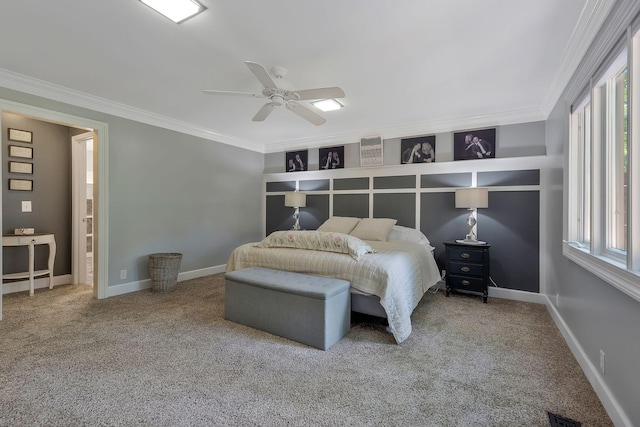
[455,239,487,245]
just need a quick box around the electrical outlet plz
[21,201,32,212]
[120,269,127,280]
[556,293,559,306]
[600,349,605,375]
[441,270,446,279]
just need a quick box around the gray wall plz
[0,87,264,287]
[2,114,72,276]
[544,1,640,424]
[264,121,546,173]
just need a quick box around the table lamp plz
[455,187,488,244]
[284,191,307,230]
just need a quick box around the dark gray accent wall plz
[299,179,330,191]
[373,175,415,189]
[482,191,540,292]
[333,194,368,218]
[420,192,465,263]
[334,177,368,190]
[477,170,540,186]
[2,114,71,276]
[421,173,472,188]
[301,194,329,230]
[373,194,415,227]
[266,181,295,192]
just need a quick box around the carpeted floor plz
[0,274,612,426]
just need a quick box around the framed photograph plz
[9,178,33,191]
[319,146,344,170]
[401,135,436,164]
[454,128,496,161]
[8,128,33,143]
[360,136,383,167]
[9,161,33,174]
[286,150,308,172]
[9,145,33,159]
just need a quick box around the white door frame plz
[0,99,109,320]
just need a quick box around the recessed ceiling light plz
[311,99,343,112]
[139,0,206,24]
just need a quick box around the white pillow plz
[387,225,431,246]
[317,216,361,234]
[349,218,397,241]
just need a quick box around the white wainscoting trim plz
[107,264,226,298]
[2,274,73,295]
[545,296,632,427]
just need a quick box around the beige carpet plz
[0,274,611,426]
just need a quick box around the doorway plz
[72,132,95,286]
[0,99,109,320]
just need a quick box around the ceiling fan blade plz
[245,61,278,90]
[203,89,264,98]
[252,102,277,122]
[295,87,345,100]
[286,101,326,126]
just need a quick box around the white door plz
[72,132,94,286]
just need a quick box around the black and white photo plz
[319,146,344,169]
[454,128,496,161]
[401,135,436,164]
[285,150,308,172]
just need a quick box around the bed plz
[226,218,442,343]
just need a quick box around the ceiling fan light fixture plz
[312,99,343,112]
[139,0,206,23]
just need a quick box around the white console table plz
[2,233,56,296]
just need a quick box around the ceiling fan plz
[204,61,345,126]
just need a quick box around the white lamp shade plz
[284,192,307,208]
[455,187,489,209]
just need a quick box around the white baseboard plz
[545,296,631,427]
[2,274,73,295]
[106,264,226,298]
[488,286,546,304]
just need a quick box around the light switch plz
[21,201,32,212]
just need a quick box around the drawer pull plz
[461,252,470,259]
[460,266,470,272]
[461,280,470,286]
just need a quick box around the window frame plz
[564,31,640,302]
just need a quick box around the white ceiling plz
[0,1,612,153]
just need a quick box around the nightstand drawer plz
[449,275,484,293]
[448,247,484,262]
[449,261,483,277]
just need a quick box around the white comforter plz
[226,240,441,343]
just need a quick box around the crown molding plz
[0,67,265,153]
[541,0,618,113]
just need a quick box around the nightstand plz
[444,241,491,303]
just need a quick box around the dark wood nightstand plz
[444,241,491,303]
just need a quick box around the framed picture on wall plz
[8,128,33,143]
[9,161,33,174]
[9,145,33,159]
[401,135,436,164]
[286,150,308,172]
[360,136,383,167]
[9,178,33,191]
[454,128,496,160]
[319,146,344,169]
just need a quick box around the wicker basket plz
[148,253,183,292]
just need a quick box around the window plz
[566,34,639,301]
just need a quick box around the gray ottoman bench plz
[224,267,351,350]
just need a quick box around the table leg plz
[28,243,35,296]
[48,240,56,290]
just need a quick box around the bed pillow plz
[349,218,397,241]
[387,225,431,246]
[317,216,361,234]
[254,230,374,261]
